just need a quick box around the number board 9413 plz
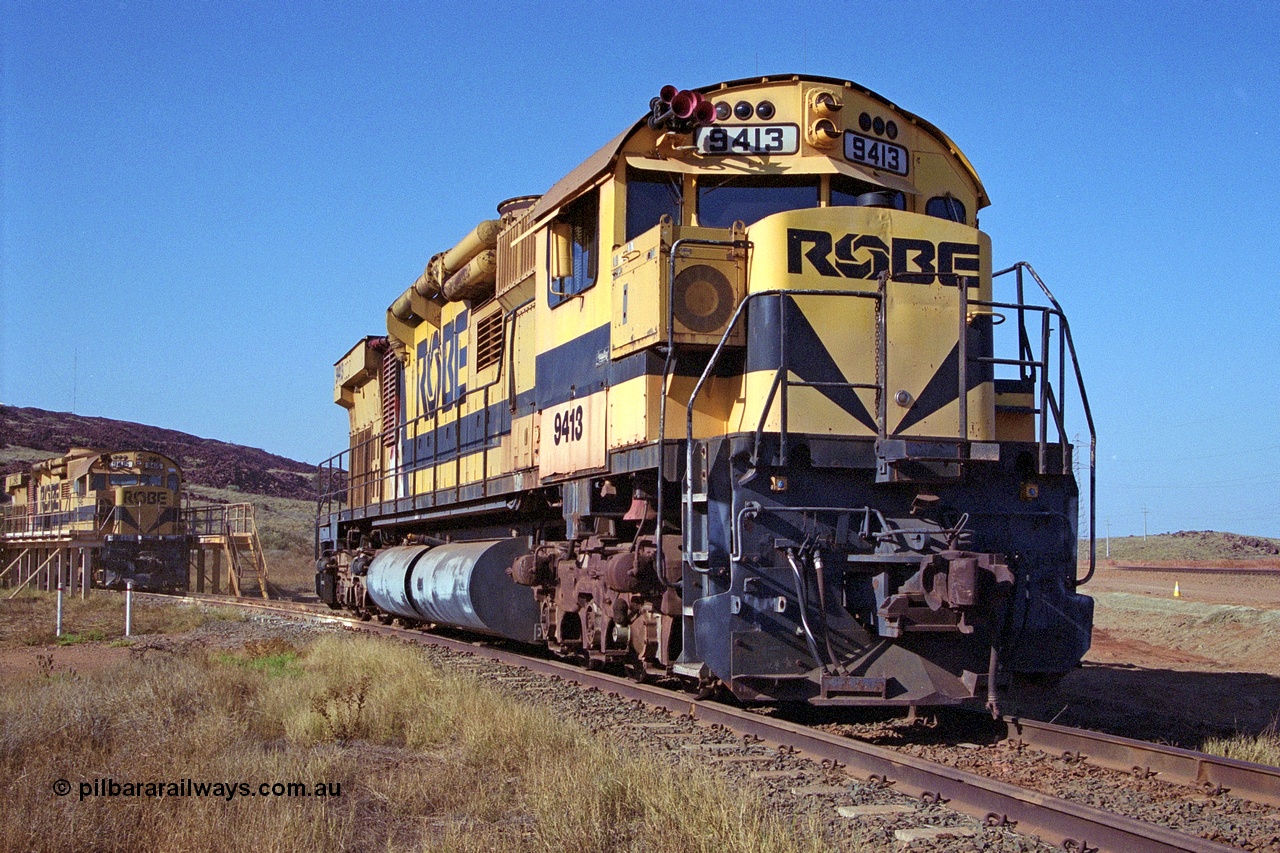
[844,131,909,176]
[694,124,799,156]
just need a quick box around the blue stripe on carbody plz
[401,398,511,471]
[534,323,716,410]
[535,324,612,408]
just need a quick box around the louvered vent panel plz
[381,350,401,447]
[475,311,505,372]
[496,209,536,298]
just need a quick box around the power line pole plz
[1105,518,1111,558]
[1142,506,1149,543]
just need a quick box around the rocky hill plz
[0,405,316,501]
[1164,529,1280,556]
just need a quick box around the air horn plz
[648,86,716,132]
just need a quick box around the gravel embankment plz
[812,712,1280,852]
[417,643,1055,853]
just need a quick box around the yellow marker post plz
[1173,582,1181,598]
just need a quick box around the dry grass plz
[0,633,828,853]
[0,591,238,650]
[265,547,319,600]
[1202,724,1280,768]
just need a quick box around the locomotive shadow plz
[1005,662,1280,750]
[765,663,1280,753]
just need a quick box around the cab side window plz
[549,190,599,307]
[926,195,967,224]
[626,168,682,241]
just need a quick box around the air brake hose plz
[785,549,826,671]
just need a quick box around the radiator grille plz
[475,310,505,372]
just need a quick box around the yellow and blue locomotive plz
[2,448,188,591]
[317,75,1095,708]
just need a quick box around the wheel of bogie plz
[695,678,728,702]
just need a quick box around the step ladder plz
[223,504,269,599]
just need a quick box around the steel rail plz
[1006,716,1280,809]
[143,592,1255,853]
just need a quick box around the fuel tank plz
[365,539,540,643]
[363,545,424,621]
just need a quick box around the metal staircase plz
[183,503,270,598]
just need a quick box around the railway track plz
[1113,564,1280,576]
[155,592,1277,852]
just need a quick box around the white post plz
[56,582,64,637]
[125,580,133,637]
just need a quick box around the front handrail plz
[654,234,751,585]
[685,266,1095,587]
[993,262,1096,586]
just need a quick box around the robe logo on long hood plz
[786,228,980,286]
[417,309,468,415]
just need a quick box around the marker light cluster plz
[857,112,898,140]
[718,99,775,121]
[648,85,716,133]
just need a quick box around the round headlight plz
[734,100,753,120]
[872,116,885,135]
[715,101,731,121]
[886,120,898,140]
[755,100,775,120]
[859,112,872,132]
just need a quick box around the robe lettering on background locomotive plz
[316,75,1096,708]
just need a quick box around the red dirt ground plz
[1006,565,1280,746]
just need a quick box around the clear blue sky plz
[3,1,1278,538]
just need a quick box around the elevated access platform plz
[182,503,270,599]
[0,502,271,599]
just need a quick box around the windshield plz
[697,176,818,228]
